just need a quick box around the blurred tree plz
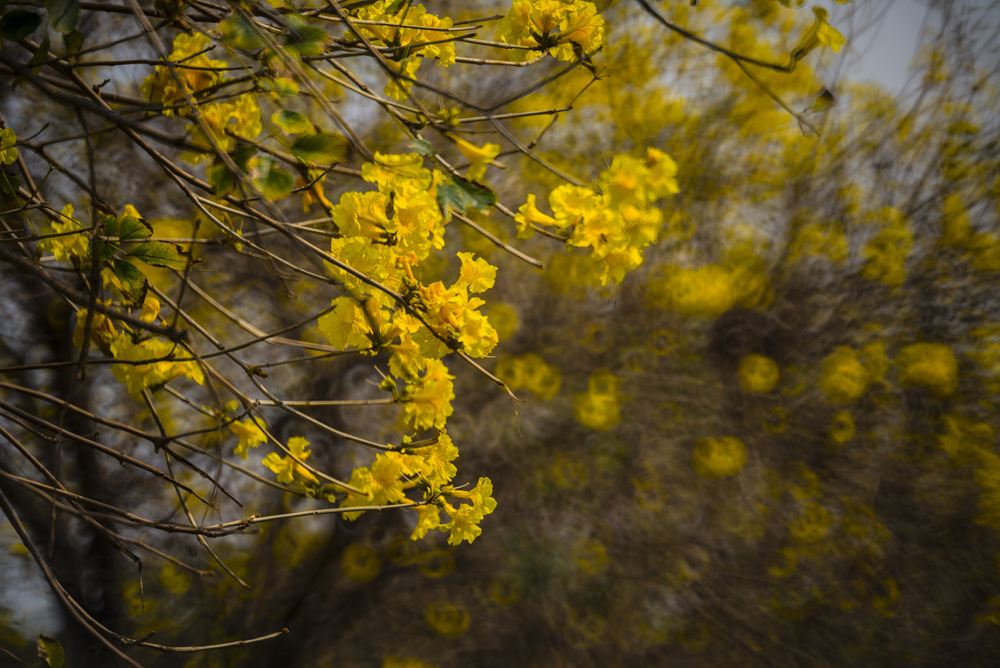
[4,0,998,667]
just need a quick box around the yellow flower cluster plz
[896,342,958,397]
[817,346,872,404]
[573,370,622,430]
[38,204,89,263]
[229,417,268,459]
[353,2,456,100]
[320,154,499,422]
[517,148,679,285]
[863,207,912,287]
[738,354,780,393]
[497,0,605,62]
[645,256,770,318]
[495,352,561,400]
[140,32,228,114]
[110,337,205,397]
[262,436,320,487]
[337,433,495,545]
[691,437,747,479]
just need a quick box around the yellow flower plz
[738,354,780,393]
[110,337,205,396]
[262,436,320,486]
[897,343,959,397]
[574,370,622,430]
[446,134,500,183]
[424,601,470,639]
[402,359,455,431]
[789,502,834,543]
[141,32,228,114]
[497,0,605,62]
[829,410,855,444]
[456,252,497,293]
[790,7,847,63]
[692,437,747,479]
[341,542,381,582]
[817,346,870,404]
[514,193,558,238]
[39,204,89,262]
[229,417,268,459]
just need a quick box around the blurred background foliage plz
[3,0,1000,666]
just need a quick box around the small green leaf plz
[0,127,17,165]
[291,133,351,166]
[111,259,147,304]
[409,138,435,156]
[220,14,264,50]
[37,634,65,668]
[46,0,79,34]
[271,109,312,135]
[0,171,20,195]
[436,176,497,216]
[99,212,118,236]
[63,28,81,56]
[0,10,42,40]
[248,156,294,201]
[27,36,49,72]
[284,15,328,57]
[209,144,256,197]
[260,77,299,98]
[90,236,114,262]
[118,214,152,241]
[128,241,188,270]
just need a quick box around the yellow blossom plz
[110,337,205,396]
[401,359,455,431]
[738,354,780,393]
[261,436,319,486]
[39,204,89,262]
[447,134,500,183]
[817,346,870,404]
[229,417,267,459]
[692,437,747,479]
[897,343,959,397]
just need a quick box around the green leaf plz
[209,144,256,197]
[220,14,264,50]
[111,259,147,304]
[27,36,49,72]
[90,236,114,262]
[436,176,497,216]
[291,133,351,166]
[271,109,312,135]
[0,170,20,195]
[37,634,64,668]
[118,214,152,241]
[63,28,81,56]
[99,212,118,236]
[260,77,299,98]
[284,15,328,57]
[409,138,435,156]
[128,241,188,270]
[0,10,42,40]
[46,0,79,33]
[0,127,17,165]
[248,156,294,201]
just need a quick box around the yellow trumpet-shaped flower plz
[791,7,847,64]
[447,134,500,183]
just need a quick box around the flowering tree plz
[0,0,865,664]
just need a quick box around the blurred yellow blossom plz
[574,370,622,430]
[692,437,747,479]
[738,354,780,393]
[896,343,958,397]
[817,346,870,404]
